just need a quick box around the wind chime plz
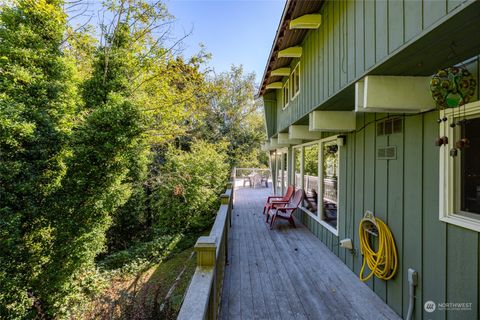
[430,66,476,157]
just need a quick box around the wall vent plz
[377,146,397,160]
[377,117,403,136]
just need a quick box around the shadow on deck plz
[219,180,400,320]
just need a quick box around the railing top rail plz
[178,183,234,320]
[177,267,214,320]
[235,167,270,171]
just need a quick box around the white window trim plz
[290,62,301,101]
[439,99,480,232]
[282,79,290,110]
[292,136,340,236]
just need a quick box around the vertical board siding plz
[333,0,340,93]
[423,0,447,29]
[345,130,356,270]
[375,0,388,62]
[338,139,349,263]
[447,0,464,12]
[404,0,423,42]
[339,0,347,88]
[386,115,404,316]
[422,111,446,320]
[374,113,388,301]
[402,115,423,320]
[322,4,328,103]
[346,0,356,82]
[353,114,365,277]
[327,3,334,98]
[388,0,404,53]
[355,0,365,78]
[265,2,480,318]
[263,92,277,138]
[363,113,376,291]
[364,0,376,69]
[272,0,472,134]
[297,107,480,319]
[446,226,478,320]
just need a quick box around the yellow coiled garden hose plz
[359,217,398,282]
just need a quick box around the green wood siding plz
[263,92,277,138]
[294,56,480,319]
[267,0,475,137]
[299,111,479,320]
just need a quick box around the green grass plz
[83,246,197,320]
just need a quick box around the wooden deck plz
[219,182,400,320]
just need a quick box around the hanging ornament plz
[430,67,476,109]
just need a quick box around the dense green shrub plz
[99,234,182,273]
[0,1,79,318]
[150,141,229,234]
[41,93,147,316]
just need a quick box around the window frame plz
[293,145,303,190]
[290,63,300,101]
[292,136,340,235]
[282,79,290,109]
[439,100,480,232]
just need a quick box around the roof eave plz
[257,0,292,98]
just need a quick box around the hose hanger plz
[361,211,378,236]
[359,211,398,282]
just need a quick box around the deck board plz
[219,181,400,320]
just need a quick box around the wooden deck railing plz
[177,174,235,320]
[234,167,270,177]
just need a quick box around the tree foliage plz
[0,1,78,317]
[0,1,264,318]
[197,65,267,167]
[150,141,229,234]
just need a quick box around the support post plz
[195,236,216,267]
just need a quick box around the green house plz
[259,1,480,319]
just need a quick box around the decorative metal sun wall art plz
[431,66,477,156]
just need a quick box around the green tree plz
[0,1,78,317]
[197,65,267,167]
[150,141,229,234]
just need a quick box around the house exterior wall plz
[263,91,277,138]
[262,0,480,316]
[292,56,480,320]
[268,0,475,136]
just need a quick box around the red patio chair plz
[266,189,303,229]
[262,185,294,215]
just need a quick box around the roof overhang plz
[258,0,324,97]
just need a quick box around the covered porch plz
[218,180,400,320]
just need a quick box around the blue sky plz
[168,0,285,83]
[68,0,285,83]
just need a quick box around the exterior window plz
[282,153,288,192]
[275,150,288,195]
[283,80,290,109]
[294,137,340,235]
[461,118,480,213]
[291,63,300,100]
[322,141,339,229]
[440,101,480,232]
[294,147,302,189]
[303,144,319,214]
[276,152,282,194]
